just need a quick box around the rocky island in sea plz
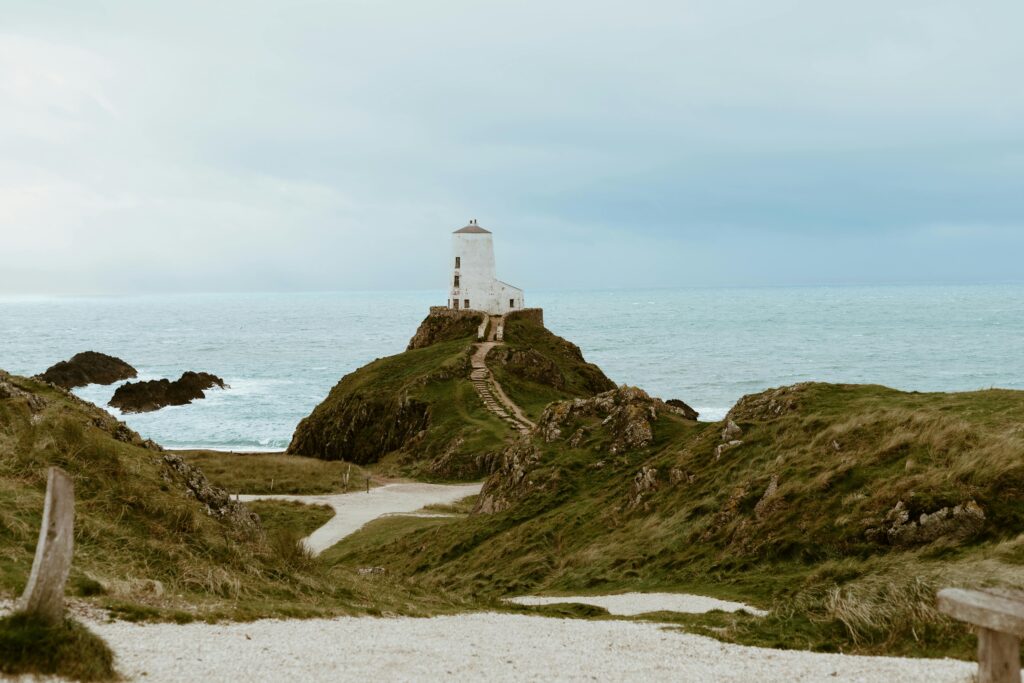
[36,351,137,390]
[109,371,228,413]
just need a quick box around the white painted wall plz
[449,228,524,315]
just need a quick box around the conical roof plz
[454,219,491,234]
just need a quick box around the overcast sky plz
[2,1,1022,295]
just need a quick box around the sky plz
[1,0,1022,295]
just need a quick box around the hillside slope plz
[332,382,1024,657]
[0,370,452,621]
[287,310,615,479]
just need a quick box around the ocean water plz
[1,285,1021,451]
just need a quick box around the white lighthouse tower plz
[449,220,523,315]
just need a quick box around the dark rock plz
[37,351,137,389]
[109,371,227,413]
[666,399,699,420]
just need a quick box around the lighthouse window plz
[464,299,470,309]
[454,275,460,288]
[455,256,461,269]
[510,299,515,309]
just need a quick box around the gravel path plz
[79,612,976,682]
[507,592,768,616]
[239,482,482,554]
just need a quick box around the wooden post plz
[980,628,1021,683]
[938,588,1024,683]
[18,467,75,624]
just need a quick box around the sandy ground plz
[239,482,482,554]
[39,612,975,682]
[507,592,769,616]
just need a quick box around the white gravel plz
[239,482,482,554]
[75,612,976,682]
[507,592,768,616]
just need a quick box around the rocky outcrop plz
[537,386,662,454]
[666,399,699,420]
[867,500,986,546]
[726,383,812,423]
[628,467,659,509]
[109,371,227,413]
[407,308,485,350]
[37,351,137,389]
[161,454,260,534]
[475,438,543,514]
[0,371,48,413]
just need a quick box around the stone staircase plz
[470,317,535,434]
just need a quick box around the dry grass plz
[0,374,472,622]
[175,450,371,495]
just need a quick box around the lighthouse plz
[449,220,524,315]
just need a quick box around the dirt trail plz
[239,482,482,554]
[59,612,978,682]
[470,329,535,434]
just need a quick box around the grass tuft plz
[0,612,117,681]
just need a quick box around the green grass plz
[321,515,462,566]
[490,316,616,420]
[176,450,371,494]
[288,313,619,478]
[323,382,1024,658]
[288,334,515,479]
[0,613,116,681]
[247,500,334,538]
[0,372,472,623]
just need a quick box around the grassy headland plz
[287,310,614,479]
[325,381,1024,658]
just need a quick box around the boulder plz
[37,351,137,389]
[109,371,227,413]
[536,386,660,454]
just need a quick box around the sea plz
[1,285,1021,451]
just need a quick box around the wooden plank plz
[938,588,1024,636]
[17,467,75,624]
[977,628,1021,683]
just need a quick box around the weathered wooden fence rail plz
[17,466,75,624]
[938,587,1024,683]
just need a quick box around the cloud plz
[1,0,1022,294]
